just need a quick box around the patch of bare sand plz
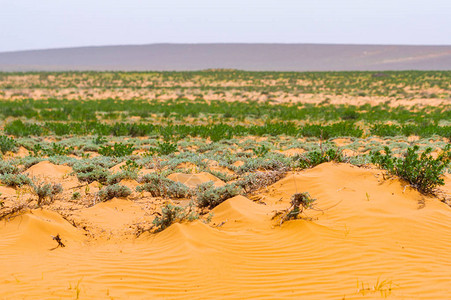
[0,163,451,298]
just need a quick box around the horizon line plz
[2,42,451,55]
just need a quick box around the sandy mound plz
[25,161,73,180]
[0,185,16,196]
[210,195,271,229]
[76,198,146,236]
[0,209,84,250]
[167,172,225,188]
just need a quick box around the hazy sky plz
[1,0,450,52]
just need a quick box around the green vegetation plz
[152,202,199,232]
[296,145,347,169]
[98,184,132,201]
[32,182,63,206]
[136,174,191,198]
[196,182,241,208]
[371,145,451,194]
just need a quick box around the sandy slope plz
[1,163,451,299]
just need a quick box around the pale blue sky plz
[1,0,450,52]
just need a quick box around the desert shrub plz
[98,184,132,201]
[32,182,63,206]
[252,144,270,157]
[120,159,141,174]
[71,191,81,200]
[0,135,17,154]
[146,141,178,156]
[295,146,346,169]
[0,174,32,187]
[152,202,199,232]
[18,156,42,169]
[98,142,135,157]
[4,120,44,136]
[236,170,286,193]
[46,143,74,156]
[196,182,241,208]
[0,161,19,175]
[136,174,190,198]
[239,157,289,173]
[72,162,110,184]
[371,145,451,194]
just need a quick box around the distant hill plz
[0,44,450,71]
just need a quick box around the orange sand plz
[1,163,451,299]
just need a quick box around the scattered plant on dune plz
[276,192,317,224]
[371,145,451,194]
[98,183,132,201]
[152,202,199,232]
[136,174,191,198]
[196,181,241,208]
[31,182,63,206]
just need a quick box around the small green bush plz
[0,174,32,187]
[98,184,132,201]
[295,146,346,169]
[136,174,190,198]
[371,145,451,194]
[0,135,17,154]
[73,162,110,184]
[196,182,241,208]
[98,143,135,157]
[0,161,19,175]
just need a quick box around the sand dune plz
[1,44,450,71]
[1,163,451,298]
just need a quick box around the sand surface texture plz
[1,162,451,299]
